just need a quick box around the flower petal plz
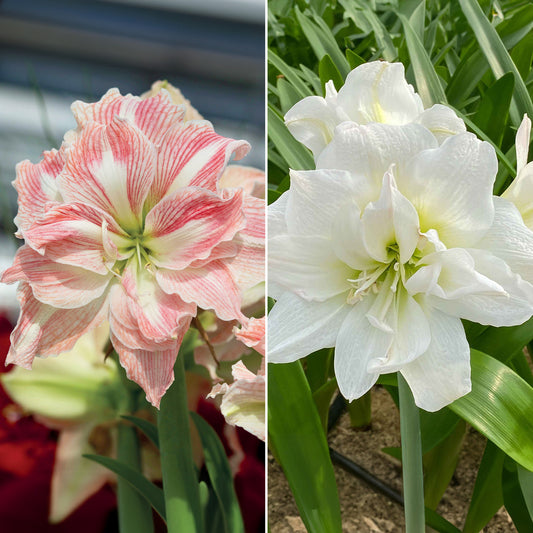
[400,308,471,412]
[284,81,342,158]
[13,149,65,236]
[402,132,497,247]
[337,61,424,125]
[268,292,349,363]
[50,424,113,523]
[516,114,531,174]
[335,294,392,401]
[269,234,353,301]
[58,118,157,232]
[1,245,111,308]
[71,88,185,145]
[23,202,129,275]
[6,282,108,369]
[219,165,265,198]
[156,260,243,321]
[286,168,362,237]
[317,122,437,208]
[416,104,466,144]
[361,167,420,264]
[144,188,245,271]
[268,191,289,236]
[477,196,533,284]
[502,164,533,230]
[148,121,250,206]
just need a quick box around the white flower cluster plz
[268,61,533,412]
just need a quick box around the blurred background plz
[0,0,265,236]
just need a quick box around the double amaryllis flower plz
[269,61,533,412]
[2,88,265,407]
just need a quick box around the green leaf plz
[470,317,533,364]
[502,462,533,531]
[339,0,397,62]
[458,0,533,126]
[294,7,350,78]
[312,378,339,433]
[518,465,533,522]
[318,54,344,92]
[268,105,314,171]
[85,453,166,521]
[269,50,314,99]
[398,13,447,106]
[190,412,244,533]
[423,420,466,509]
[463,440,505,533]
[121,415,159,449]
[346,49,365,70]
[269,361,342,533]
[419,407,460,454]
[473,72,514,146]
[277,77,303,114]
[450,350,533,471]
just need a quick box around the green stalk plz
[398,373,426,533]
[117,422,155,533]
[158,353,202,533]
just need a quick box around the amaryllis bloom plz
[142,80,204,122]
[285,61,466,159]
[2,88,265,407]
[1,326,120,523]
[269,122,533,411]
[209,317,265,440]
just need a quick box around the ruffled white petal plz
[416,104,466,144]
[268,292,348,363]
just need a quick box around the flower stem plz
[158,352,202,533]
[398,373,426,533]
[117,422,155,533]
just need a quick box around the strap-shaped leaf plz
[458,0,533,127]
[84,453,166,521]
[269,361,342,533]
[450,350,533,471]
[121,415,159,449]
[190,412,244,533]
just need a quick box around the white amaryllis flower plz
[285,61,466,160]
[268,122,533,412]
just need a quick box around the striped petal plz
[71,88,185,145]
[1,245,111,308]
[144,188,245,270]
[23,202,129,275]
[13,149,65,236]
[147,121,250,206]
[6,282,108,369]
[58,118,157,233]
[156,260,244,321]
[219,165,265,198]
[111,336,185,408]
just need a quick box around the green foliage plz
[268,1,533,530]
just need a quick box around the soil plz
[268,386,515,532]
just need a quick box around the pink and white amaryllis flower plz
[285,61,466,160]
[2,88,265,407]
[209,317,265,441]
[269,122,533,412]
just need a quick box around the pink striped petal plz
[109,275,196,350]
[219,165,265,198]
[111,335,187,408]
[234,316,265,355]
[226,196,265,291]
[156,260,244,321]
[1,245,111,308]
[147,121,250,206]
[13,149,65,236]
[24,202,129,275]
[6,282,108,369]
[71,88,185,145]
[58,118,156,232]
[144,187,245,270]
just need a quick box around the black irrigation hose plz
[329,448,404,507]
[327,392,404,508]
